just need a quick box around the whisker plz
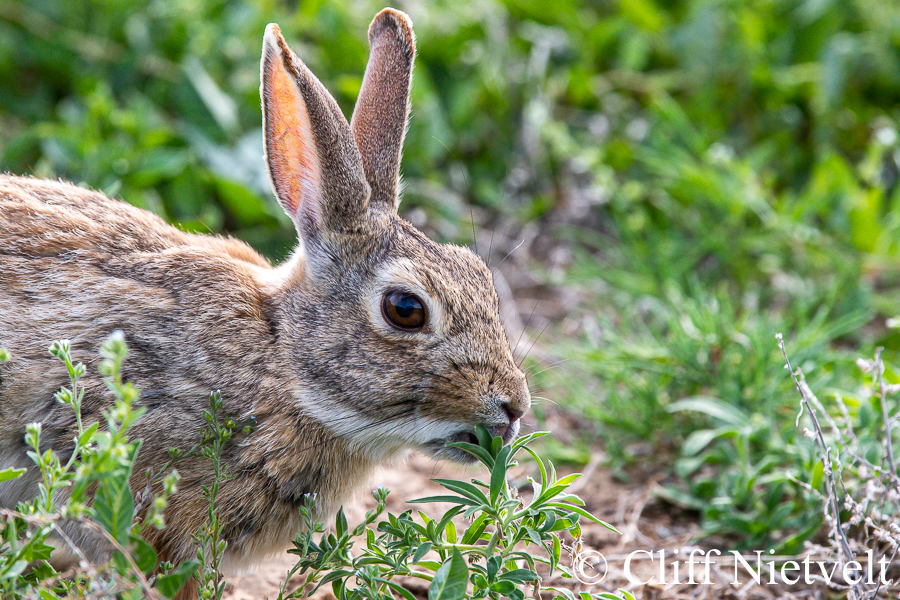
[517,290,577,368]
[525,358,570,377]
[413,369,455,384]
[517,316,551,369]
[429,459,444,480]
[495,237,524,270]
[530,396,558,406]
[487,162,514,269]
[432,135,477,255]
[486,224,496,268]
[513,299,540,362]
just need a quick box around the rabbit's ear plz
[261,24,370,240]
[350,9,415,212]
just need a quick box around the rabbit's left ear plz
[261,24,371,241]
[351,8,416,213]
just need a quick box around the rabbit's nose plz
[502,403,524,434]
[506,381,531,421]
[488,399,526,442]
[503,402,525,421]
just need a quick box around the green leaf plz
[0,559,28,580]
[681,426,733,457]
[155,560,199,598]
[510,431,548,452]
[431,479,490,505]
[487,556,500,581]
[533,475,582,506]
[551,534,562,571]
[129,534,158,574]
[489,580,517,594]
[524,448,548,491]
[445,441,494,468]
[77,422,100,447]
[434,506,465,538]
[538,511,558,533]
[489,446,510,504]
[474,424,493,451]
[428,546,468,600]
[460,513,489,545]
[498,568,538,584]
[316,569,356,588]
[549,587,577,600]
[94,473,134,544]
[211,176,270,225]
[413,542,433,564]
[409,495,479,507]
[0,467,25,483]
[597,593,636,600]
[667,396,749,426]
[335,507,348,538]
[377,578,419,600]
[546,503,619,534]
[811,461,824,490]
[445,520,457,544]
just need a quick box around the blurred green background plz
[2,0,899,553]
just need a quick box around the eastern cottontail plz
[0,6,529,590]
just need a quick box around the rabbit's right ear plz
[351,9,415,212]
[261,24,371,247]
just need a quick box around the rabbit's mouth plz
[419,430,479,463]
[450,430,480,446]
[436,431,474,462]
[425,423,519,463]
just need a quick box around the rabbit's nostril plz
[503,403,525,422]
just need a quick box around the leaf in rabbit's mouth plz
[421,430,479,463]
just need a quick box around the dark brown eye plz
[382,291,426,331]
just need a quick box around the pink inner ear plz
[263,45,321,229]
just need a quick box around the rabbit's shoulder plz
[0,175,269,269]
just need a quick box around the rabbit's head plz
[260,10,529,464]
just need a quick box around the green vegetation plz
[281,426,612,600]
[2,0,899,574]
[0,337,194,598]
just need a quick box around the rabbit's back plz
[0,175,285,492]
[0,175,270,265]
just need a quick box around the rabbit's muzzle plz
[422,373,531,463]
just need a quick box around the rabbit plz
[0,6,530,591]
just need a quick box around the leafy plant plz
[779,338,900,599]
[0,335,195,598]
[193,390,238,600]
[279,426,617,600]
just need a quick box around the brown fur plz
[0,9,528,598]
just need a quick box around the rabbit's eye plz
[382,291,426,331]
